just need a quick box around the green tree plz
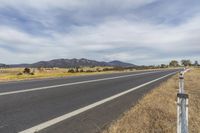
[181,60,192,66]
[161,64,167,68]
[23,68,31,74]
[169,60,179,67]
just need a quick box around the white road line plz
[19,71,177,133]
[0,71,163,96]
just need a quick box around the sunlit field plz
[0,67,131,82]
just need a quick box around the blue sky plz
[0,0,200,65]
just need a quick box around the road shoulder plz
[103,68,200,133]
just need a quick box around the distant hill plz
[30,58,109,68]
[7,58,137,68]
[108,60,135,67]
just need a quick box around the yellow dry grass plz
[0,67,115,82]
[103,68,200,133]
[185,68,200,133]
[0,67,174,82]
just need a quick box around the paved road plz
[0,69,179,133]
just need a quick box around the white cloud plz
[0,0,200,64]
[0,0,157,10]
[1,14,200,64]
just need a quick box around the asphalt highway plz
[0,69,179,133]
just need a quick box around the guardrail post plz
[179,72,184,93]
[186,98,189,128]
[177,93,189,133]
[177,96,180,133]
[177,69,189,133]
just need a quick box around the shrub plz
[86,70,93,72]
[102,68,111,71]
[96,68,101,72]
[30,72,34,75]
[23,68,31,74]
[17,72,23,75]
[68,69,75,73]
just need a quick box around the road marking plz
[19,71,177,133]
[0,71,163,96]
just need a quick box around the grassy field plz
[0,67,180,82]
[0,67,131,82]
[103,68,200,133]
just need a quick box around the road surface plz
[0,69,179,133]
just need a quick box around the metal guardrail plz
[177,69,189,133]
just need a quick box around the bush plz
[112,67,124,71]
[96,68,101,72]
[30,72,34,75]
[86,70,94,73]
[68,69,75,73]
[17,72,23,75]
[23,68,31,74]
[102,68,111,71]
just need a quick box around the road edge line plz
[0,71,162,96]
[19,71,177,133]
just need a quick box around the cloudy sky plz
[0,0,200,65]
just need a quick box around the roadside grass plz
[186,68,200,133]
[103,68,200,133]
[0,67,116,82]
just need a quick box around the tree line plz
[169,60,199,67]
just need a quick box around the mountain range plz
[3,58,136,68]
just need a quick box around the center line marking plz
[19,71,177,133]
[0,71,163,96]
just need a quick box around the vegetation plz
[68,69,75,73]
[0,67,125,82]
[103,68,200,133]
[181,59,192,66]
[169,60,179,67]
[161,64,168,68]
[23,68,31,74]
[0,59,199,82]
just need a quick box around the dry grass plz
[185,69,200,133]
[0,67,116,82]
[103,68,200,133]
[0,67,174,82]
